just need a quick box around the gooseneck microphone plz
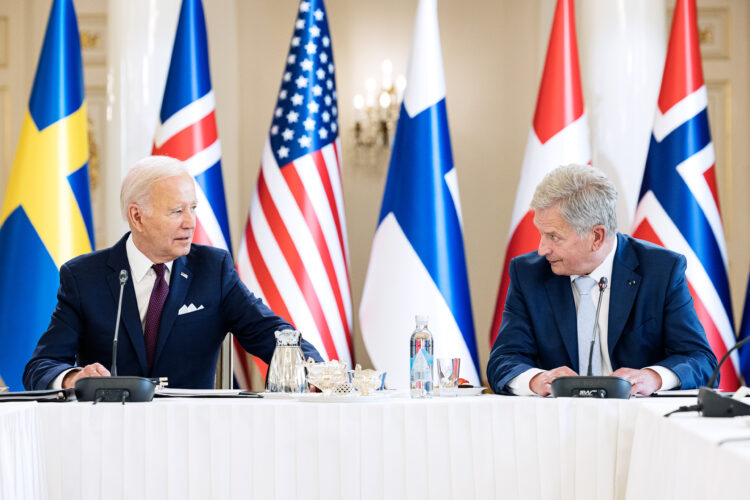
[586,277,608,377]
[690,335,750,417]
[550,275,631,399]
[74,269,158,403]
[706,336,750,390]
[111,269,128,376]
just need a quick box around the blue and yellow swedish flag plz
[0,0,93,390]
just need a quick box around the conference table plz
[1,394,749,500]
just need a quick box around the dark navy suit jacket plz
[24,234,322,390]
[486,233,717,394]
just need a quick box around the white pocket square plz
[178,303,204,315]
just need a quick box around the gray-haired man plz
[487,164,717,396]
[24,155,322,390]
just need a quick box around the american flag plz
[489,0,590,346]
[152,0,232,254]
[237,0,352,373]
[632,0,737,390]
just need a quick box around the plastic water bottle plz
[410,314,433,398]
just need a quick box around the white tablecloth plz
[0,403,46,500]
[3,395,750,500]
[626,399,750,500]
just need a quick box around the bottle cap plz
[415,314,429,324]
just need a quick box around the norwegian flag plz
[632,0,738,390]
[489,0,590,346]
[236,0,352,376]
[152,0,232,254]
[739,274,750,384]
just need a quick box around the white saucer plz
[435,387,485,397]
[294,392,392,403]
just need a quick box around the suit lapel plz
[152,254,192,369]
[545,273,578,370]
[107,234,148,375]
[608,234,641,361]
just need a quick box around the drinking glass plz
[437,358,460,396]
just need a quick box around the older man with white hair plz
[24,156,322,390]
[487,164,716,396]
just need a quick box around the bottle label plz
[410,347,433,372]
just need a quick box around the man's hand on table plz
[529,366,578,396]
[611,367,662,396]
[62,363,111,389]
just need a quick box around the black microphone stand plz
[551,277,632,399]
[694,336,750,417]
[74,270,158,403]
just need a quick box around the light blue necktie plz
[575,276,601,376]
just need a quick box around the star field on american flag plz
[270,1,338,166]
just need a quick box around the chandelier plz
[353,60,406,148]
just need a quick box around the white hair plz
[120,156,190,221]
[530,164,618,237]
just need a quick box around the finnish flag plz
[359,0,480,389]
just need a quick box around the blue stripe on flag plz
[379,99,479,369]
[194,160,232,250]
[0,208,60,391]
[160,0,212,123]
[67,162,95,250]
[28,0,84,130]
[639,109,733,318]
[738,274,750,384]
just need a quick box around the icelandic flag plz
[360,0,480,389]
[0,0,93,390]
[632,0,737,390]
[152,0,239,385]
[738,274,750,384]
[152,0,232,254]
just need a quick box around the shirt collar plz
[126,233,174,283]
[570,235,618,285]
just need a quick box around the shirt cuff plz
[645,365,680,390]
[50,368,80,389]
[507,368,545,396]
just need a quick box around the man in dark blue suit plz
[24,156,322,390]
[487,165,716,396]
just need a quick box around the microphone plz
[694,335,750,417]
[586,277,608,376]
[551,275,632,399]
[74,269,158,403]
[111,269,128,376]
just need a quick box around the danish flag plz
[632,0,738,390]
[489,0,590,345]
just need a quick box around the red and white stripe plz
[489,0,590,345]
[237,137,352,367]
[633,191,737,374]
[152,90,229,251]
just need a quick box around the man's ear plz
[591,225,607,251]
[128,204,143,232]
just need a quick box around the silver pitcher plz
[265,329,309,393]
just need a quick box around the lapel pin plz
[627,280,636,286]
[180,272,188,279]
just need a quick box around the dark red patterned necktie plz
[144,263,168,373]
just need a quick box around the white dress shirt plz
[51,234,174,388]
[125,234,174,330]
[508,237,679,395]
